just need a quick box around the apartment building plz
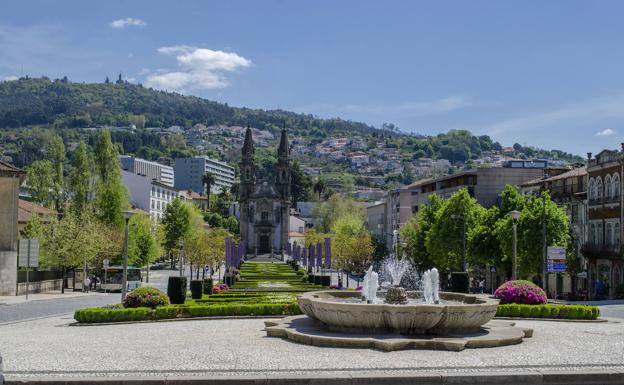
[119,155,174,187]
[174,156,235,194]
[583,148,624,299]
[122,171,180,220]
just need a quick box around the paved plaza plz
[1,314,623,380]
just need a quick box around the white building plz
[119,156,174,187]
[122,171,180,220]
[174,156,235,194]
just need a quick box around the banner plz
[324,237,332,268]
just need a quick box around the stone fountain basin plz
[297,290,499,335]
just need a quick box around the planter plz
[190,280,203,299]
[167,276,187,304]
[202,279,213,294]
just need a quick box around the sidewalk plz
[0,290,104,306]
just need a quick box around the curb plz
[494,316,608,323]
[4,369,624,385]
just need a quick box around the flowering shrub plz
[212,287,221,294]
[329,284,339,289]
[219,284,229,291]
[123,287,170,309]
[355,285,363,291]
[213,284,229,294]
[494,280,547,305]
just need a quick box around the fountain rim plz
[297,290,500,308]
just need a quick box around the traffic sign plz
[103,259,110,269]
[18,239,39,268]
[547,246,566,260]
[547,262,566,273]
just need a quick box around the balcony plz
[604,195,621,205]
[581,243,621,259]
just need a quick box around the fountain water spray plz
[422,268,440,304]
[361,266,379,304]
[381,254,412,287]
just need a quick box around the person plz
[337,277,343,289]
[84,276,91,293]
[478,279,485,294]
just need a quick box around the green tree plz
[426,188,485,272]
[202,172,216,209]
[332,212,374,274]
[27,160,55,208]
[128,214,163,283]
[47,135,66,213]
[312,194,364,233]
[68,140,92,214]
[400,194,443,271]
[313,178,326,201]
[94,129,128,228]
[161,197,192,262]
[291,160,312,205]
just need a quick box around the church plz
[239,127,291,256]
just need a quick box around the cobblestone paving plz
[1,315,623,379]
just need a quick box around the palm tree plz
[202,172,216,210]
[313,178,326,201]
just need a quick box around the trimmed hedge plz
[496,304,599,320]
[190,280,203,299]
[167,276,187,304]
[74,302,301,324]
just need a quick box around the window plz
[597,222,604,245]
[606,223,613,247]
[261,211,268,222]
[589,178,595,201]
[596,177,603,199]
[590,223,596,244]
[605,175,612,199]
[613,174,620,199]
[615,222,621,250]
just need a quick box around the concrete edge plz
[5,369,624,385]
[68,315,286,327]
[494,316,608,323]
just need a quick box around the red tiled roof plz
[18,199,56,224]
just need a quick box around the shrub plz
[167,276,187,304]
[496,304,598,320]
[190,280,203,299]
[494,280,547,305]
[123,287,169,309]
[74,307,152,323]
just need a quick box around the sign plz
[490,266,496,273]
[546,262,566,273]
[18,239,39,268]
[103,259,110,269]
[576,271,588,278]
[547,246,566,260]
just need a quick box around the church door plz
[259,235,270,254]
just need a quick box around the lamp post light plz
[121,210,135,301]
[451,214,467,272]
[509,210,520,280]
[178,240,185,278]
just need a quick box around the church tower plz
[239,127,255,250]
[276,128,291,255]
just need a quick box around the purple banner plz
[225,238,231,268]
[302,247,307,266]
[316,243,323,267]
[286,242,292,256]
[309,245,315,267]
[324,237,331,268]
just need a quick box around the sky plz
[1,0,624,156]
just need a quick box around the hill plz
[0,76,383,136]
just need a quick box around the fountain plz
[266,256,533,351]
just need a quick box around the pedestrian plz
[84,276,91,293]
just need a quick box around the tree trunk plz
[146,263,150,283]
[61,265,66,294]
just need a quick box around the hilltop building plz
[239,127,291,256]
[174,156,235,194]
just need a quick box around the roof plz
[180,189,208,200]
[0,160,26,178]
[521,166,586,187]
[18,199,56,224]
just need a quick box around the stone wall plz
[17,279,64,295]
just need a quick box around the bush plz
[74,307,152,323]
[496,304,599,320]
[123,287,169,309]
[167,276,187,304]
[190,280,203,299]
[494,280,547,304]
[450,272,469,293]
[203,279,213,294]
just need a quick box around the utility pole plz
[542,193,548,293]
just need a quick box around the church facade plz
[239,127,291,256]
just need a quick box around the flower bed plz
[496,304,599,320]
[123,287,169,309]
[494,280,547,305]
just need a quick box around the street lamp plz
[178,240,185,277]
[121,210,135,301]
[509,210,520,280]
[451,214,467,272]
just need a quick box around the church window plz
[262,211,268,222]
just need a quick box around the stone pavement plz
[0,314,623,380]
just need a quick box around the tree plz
[202,172,216,209]
[426,189,484,272]
[222,216,239,234]
[94,129,128,228]
[291,160,312,205]
[27,160,55,208]
[47,135,66,213]
[331,212,374,274]
[313,178,326,201]
[161,197,192,266]
[68,140,92,214]
[400,194,443,271]
[312,194,364,233]
[467,206,502,268]
[128,214,162,283]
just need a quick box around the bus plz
[101,266,142,292]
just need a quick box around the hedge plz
[496,304,599,320]
[74,302,301,324]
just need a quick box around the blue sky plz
[1,0,623,156]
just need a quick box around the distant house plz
[18,200,56,233]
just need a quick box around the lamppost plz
[510,210,520,280]
[451,214,467,272]
[178,240,185,277]
[121,210,135,301]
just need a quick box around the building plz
[239,127,291,256]
[119,155,174,187]
[584,148,624,299]
[18,199,56,233]
[520,166,588,298]
[368,162,562,251]
[174,156,235,195]
[0,160,26,295]
[122,171,180,220]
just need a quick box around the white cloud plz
[335,94,471,116]
[486,94,624,135]
[1,75,18,81]
[145,45,252,92]
[596,128,616,136]
[110,18,147,29]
